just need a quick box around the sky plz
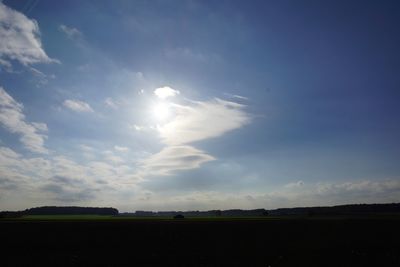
[1,0,400,212]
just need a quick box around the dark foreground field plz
[2,217,400,266]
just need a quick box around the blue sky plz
[1,0,400,211]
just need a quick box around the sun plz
[152,102,170,121]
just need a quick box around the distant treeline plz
[121,203,400,217]
[2,203,400,219]
[269,203,400,216]
[0,206,118,218]
[120,209,269,217]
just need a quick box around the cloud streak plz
[0,87,48,153]
[159,98,251,145]
[63,99,94,112]
[139,145,215,177]
[59,24,83,40]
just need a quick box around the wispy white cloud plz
[0,87,48,153]
[135,71,144,80]
[59,24,83,40]
[165,47,206,61]
[0,2,58,66]
[114,145,129,152]
[104,97,118,109]
[164,47,221,63]
[232,94,249,100]
[79,144,94,152]
[154,86,180,99]
[284,180,304,188]
[28,66,55,87]
[159,98,251,145]
[139,145,215,177]
[63,99,94,112]
[223,93,249,101]
[130,124,144,131]
[102,150,125,164]
[0,58,12,72]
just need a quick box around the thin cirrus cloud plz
[58,24,83,40]
[63,99,94,113]
[139,145,215,177]
[104,97,118,109]
[159,98,251,145]
[0,87,48,154]
[114,145,129,152]
[0,2,58,67]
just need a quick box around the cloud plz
[41,182,94,202]
[0,2,58,66]
[63,99,94,112]
[139,145,215,177]
[165,47,206,61]
[223,93,249,101]
[130,124,144,131]
[102,150,125,164]
[284,180,304,188]
[251,179,400,209]
[32,122,48,132]
[79,144,94,152]
[40,174,94,202]
[158,98,251,145]
[0,177,18,190]
[59,24,83,40]
[135,179,400,211]
[164,47,220,63]
[52,175,82,186]
[0,58,12,72]
[154,86,180,99]
[0,87,48,153]
[28,66,55,87]
[315,180,400,196]
[114,145,129,152]
[0,145,138,209]
[136,72,144,80]
[136,96,251,179]
[232,95,249,100]
[104,97,119,109]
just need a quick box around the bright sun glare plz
[153,102,170,120]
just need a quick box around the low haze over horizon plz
[1,0,400,212]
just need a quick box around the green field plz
[2,216,400,266]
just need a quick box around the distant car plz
[173,214,185,219]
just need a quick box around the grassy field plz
[8,215,116,220]
[2,216,400,266]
